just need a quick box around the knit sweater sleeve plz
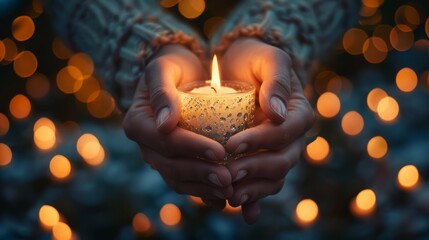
[43,0,206,110]
[211,0,361,83]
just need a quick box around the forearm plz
[211,0,361,83]
[44,0,206,109]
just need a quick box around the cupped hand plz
[123,45,232,203]
[214,38,315,223]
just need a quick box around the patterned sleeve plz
[211,0,361,83]
[43,0,206,109]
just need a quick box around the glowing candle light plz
[295,199,319,227]
[160,203,181,227]
[351,189,376,217]
[306,136,330,164]
[39,205,60,228]
[178,55,255,162]
[397,165,419,191]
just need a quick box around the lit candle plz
[178,55,255,162]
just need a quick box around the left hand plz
[209,38,315,223]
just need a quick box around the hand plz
[214,38,315,223]
[123,45,233,203]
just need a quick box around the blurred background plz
[0,0,429,239]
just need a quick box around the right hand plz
[123,45,232,205]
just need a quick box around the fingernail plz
[205,150,218,161]
[213,190,225,199]
[156,107,170,128]
[270,96,287,119]
[233,143,248,154]
[208,173,223,187]
[239,194,249,205]
[233,170,248,182]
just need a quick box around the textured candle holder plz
[178,80,255,162]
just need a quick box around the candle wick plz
[210,87,218,94]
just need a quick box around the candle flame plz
[211,55,221,92]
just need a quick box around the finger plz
[201,198,226,210]
[145,56,182,133]
[242,202,261,224]
[227,138,303,182]
[228,179,285,207]
[142,147,232,188]
[255,48,292,123]
[171,181,231,200]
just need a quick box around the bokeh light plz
[394,5,420,31]
[49,155,71,180]
[86,90,116,119]
[188,195,205,206]
[74,76,101,103]
[26,73,50,99]
[160,0,179,8]
[295,199,318,226]
[351,189,376,217]
[306,137,330,163]
[377,96,399,122]
[13,50,38,78]
[34,118,56,150]
[77,133,105,166]
[52,222,72,240]
[426,18,429,38]
[397,165,419,191]
[56,66,84,94]
[367,88,388,112]
[362,0,383,8]
[178,0,205,19]
[363,37,387,64]
[2,38,17,62]
[160,203,181,227]
[68,53,94,78]
[223,201,241,214]
[341,111,364,136]
[367,136,388,159]
[9,94,31,119]
[342,28,368,55]
[52,37,73,60]
[316,92,341,118]
[396,67,417,92]
[12,16,35,41]
[132,213,152,235]
[39,205,60,228]
[373,24,393,50]
[0,40,5,62]
[390,25,414,52]
[0,143,13,167]
[0,113,10,136]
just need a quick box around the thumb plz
[257,53,292,124]
[145,57,182,134]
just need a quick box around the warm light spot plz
[87,90,116,119]
[396,67,417,92]
[77,133,105,166]
[306,137,329,163]
[395,5,420,30]
[367,136,388,159]
[351,189,376,217]
[360,5,377,17]
[390,25,414,52]
[49,155,71,180]
[178,0,205,19]
[74,76,101,103]
[13,51,38,78]
[52,38,73,60]
[68,53,94,78]
[204,17,225,38]
[52,222,72,240]
[0,40,5,62]
[2,38,18,62]
[33,118,56,150]
[132,213,152,235]
[0,113,10,136]
[223,201,241,214]
[0,143,12,167]
[342,28,368,55]
[32,0,44,15]
[377,96,399,122]
[363,37,387,64]
[426,18,429,38]
[160,203,181,226]
[189,195,205,206]
[12,16,35,41]
[367,88,388,112]
[341,111,364,136]
[56,66,84,94]
[359,10,382,26]
[373,24,393,50]
[362,0,383,8]
[26,73,50,99]
[316,92,340,118]
[160,0,179,8]
[397,165,419,190]
[39,205,60,228]
[9,94,31,119]
[295,199,318,226]
[326,75,343,94]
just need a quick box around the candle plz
[178,56,255,162]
